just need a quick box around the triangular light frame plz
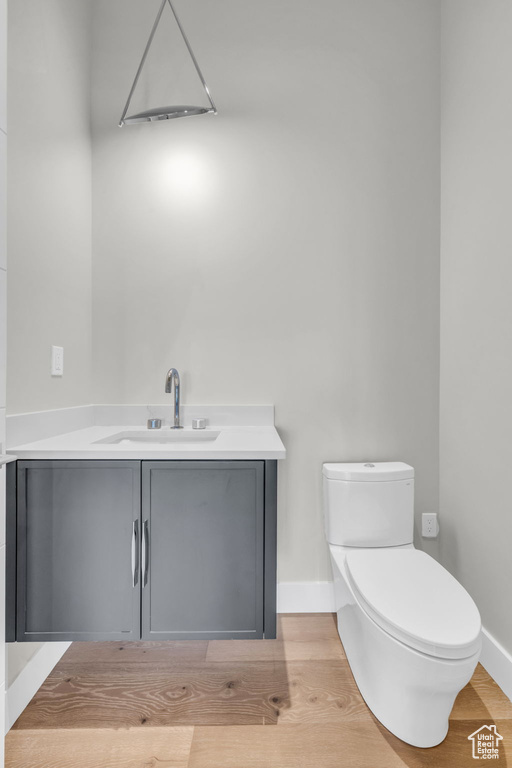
[119,0,217,127]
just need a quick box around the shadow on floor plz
[11,638,293,729]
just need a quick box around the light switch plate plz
[51,345,64,376]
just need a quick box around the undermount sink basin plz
[94,430,220,446]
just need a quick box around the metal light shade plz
[119,0,216,127]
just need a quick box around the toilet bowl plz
[323,462,481,748]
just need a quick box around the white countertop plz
[8,425,286,461]
[0,454,17,467]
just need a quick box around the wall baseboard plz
[5,642,71,732]
[277,581,335,613]
[480,628,512,703]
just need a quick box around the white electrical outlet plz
[51,345,64,376]
[422,512,439,538]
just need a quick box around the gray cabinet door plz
[17,461,141,642]
[142,461,264,640]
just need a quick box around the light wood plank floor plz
[6,614,512,767]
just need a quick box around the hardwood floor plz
[6,614,512,767]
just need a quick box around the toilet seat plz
[344,549,481,660]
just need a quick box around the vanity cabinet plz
[14,461,141,642]
[142,462,264,640]
[7,459,277,642]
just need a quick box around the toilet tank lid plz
[322,462,414,481]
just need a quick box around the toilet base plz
[330,545,481,748]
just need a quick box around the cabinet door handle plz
[142,520,149,587]
[131,520,139,587]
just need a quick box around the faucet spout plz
[165,368,183,429]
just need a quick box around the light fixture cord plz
[165,0,217,113]
[119,0,216,127]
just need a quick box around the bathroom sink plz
[94,430,220,445]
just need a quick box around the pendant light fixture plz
[119,0,216,127]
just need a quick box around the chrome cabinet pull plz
[131,520,139,587]
[142,520,150,587]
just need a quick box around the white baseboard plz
[5,642,71,732]
[277,581,335,613]
[480,628,512,703]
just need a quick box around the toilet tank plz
[323,462,414,547]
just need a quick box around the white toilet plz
[323,461,481,748]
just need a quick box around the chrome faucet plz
[165,368,183,429]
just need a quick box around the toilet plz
[323,461,481,748]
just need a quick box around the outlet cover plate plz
[421,512,439,538]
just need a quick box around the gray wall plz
[440,1,512,653]
[6,0,93,686]
[5,0,512,662]
[7,0,93,415]
[91,0,441,582]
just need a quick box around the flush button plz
[364,463,375,468]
